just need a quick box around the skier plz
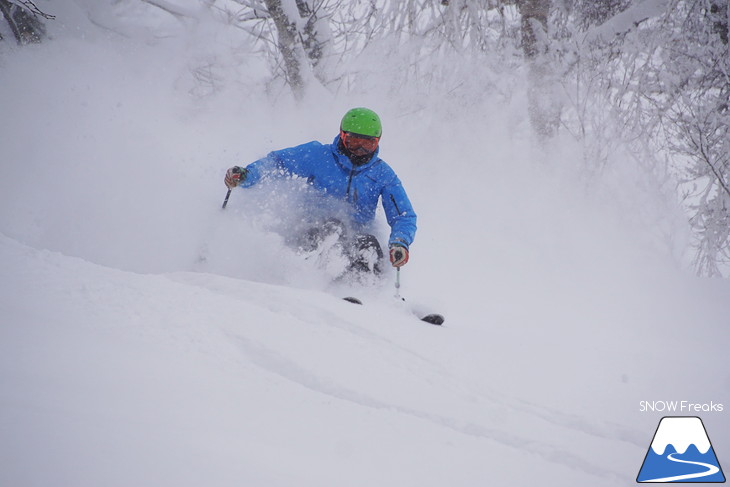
[224,108,416,280]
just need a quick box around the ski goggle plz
[341,130,380,154]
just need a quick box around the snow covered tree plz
[572,0,629,28]
[294,0,334,84]
[0,0,52,44]
[516,0,559,138]
[29,0,727,276]
[260,0,308,99]
[614,0,730,276]
[660,0,730,276]
[205,0,334,99]
[555,0,730,275]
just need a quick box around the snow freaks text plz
[639,401,724,413]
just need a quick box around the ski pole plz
[394,267,401,300]
[222,189,232,209]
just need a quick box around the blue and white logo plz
[637,416,725,483]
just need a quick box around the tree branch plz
[139,0,199,20]
[11,0,54,19]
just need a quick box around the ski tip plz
[343,296,363,305]
[421,314,445,326]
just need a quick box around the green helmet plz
[340,108,382,138]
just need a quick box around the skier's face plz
[341,131,379,156]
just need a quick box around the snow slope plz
[0,233,636,486]
[1,2,729,486]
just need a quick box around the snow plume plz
[202,176,368,288]
[1,2,730,487]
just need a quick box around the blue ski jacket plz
[240,135,417,248]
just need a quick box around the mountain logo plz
[637,416,726,483]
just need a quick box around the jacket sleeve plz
[238,152,280,188]
[382,176,417,249]
[239,142,320,188]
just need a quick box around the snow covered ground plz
[1,2,729,486]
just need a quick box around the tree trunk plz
[294,0,333,85]
[516,0,558,139]
[0,0,46,44]
[518,0,549,60]
[710,0,728,44]
[262,0,306,100]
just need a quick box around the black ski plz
[420,313,445,326]
[342,296,444,325]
